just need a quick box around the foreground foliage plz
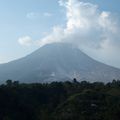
[0,79,120,120]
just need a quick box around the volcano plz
[0,43,120,83]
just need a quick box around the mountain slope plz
[0,43,120,83]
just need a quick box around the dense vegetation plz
[0,79,120,120]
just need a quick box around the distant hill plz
[0,43,120,83]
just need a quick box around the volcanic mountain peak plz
[0,43,120,83]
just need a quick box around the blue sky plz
[0,0,120,68]
[82,0,120,12]
[0,0,64,63]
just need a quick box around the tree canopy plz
[0,79,120,120]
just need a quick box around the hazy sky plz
[0,0,120,68]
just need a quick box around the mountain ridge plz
[0,43,120,83]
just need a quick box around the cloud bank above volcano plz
[18,0,120,68]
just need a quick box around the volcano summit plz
[0,43,120,83]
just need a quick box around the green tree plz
[6,79,12,87]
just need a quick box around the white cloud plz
[20,0,120,67]
[43,12,53,17]
[37,26,65,47]
[26,12,53,19]
[18,36,33,47]
[36,0,119,49]
[26,12,40,19]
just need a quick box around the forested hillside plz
[0,79,120,120]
